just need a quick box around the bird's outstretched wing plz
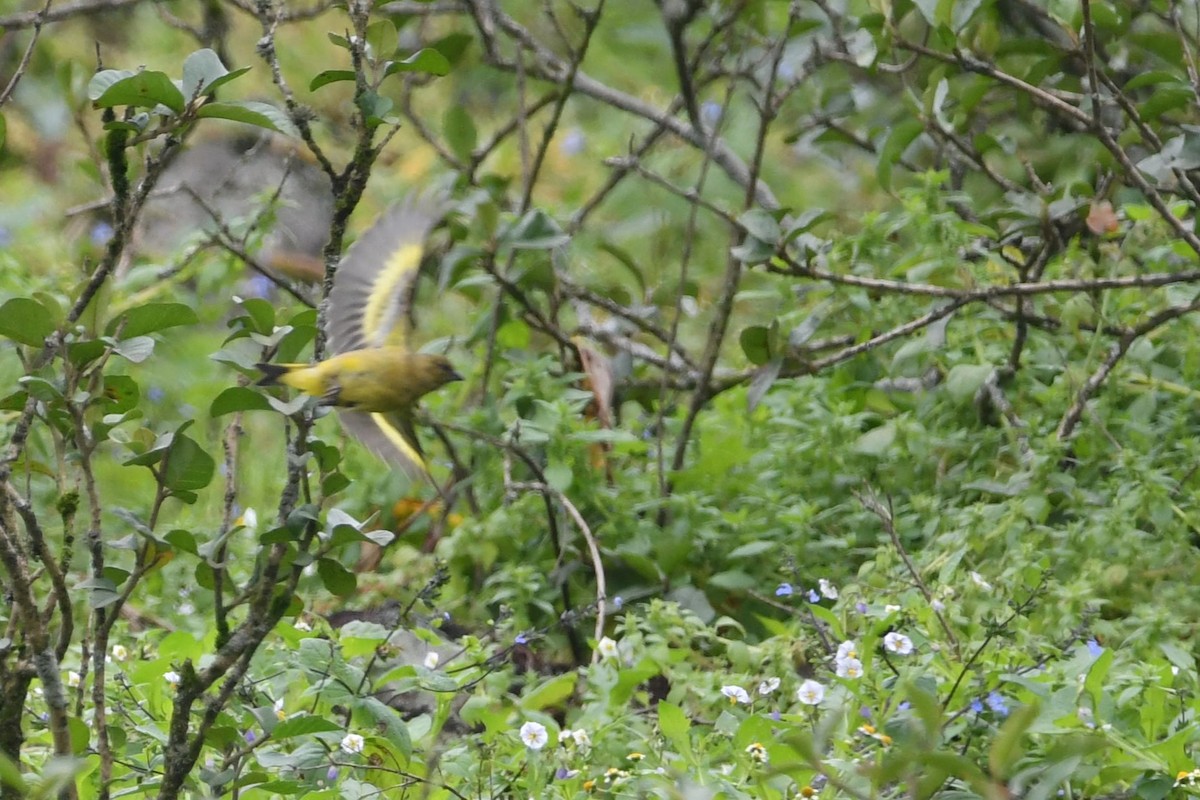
[337,409,429,480]
[327,196,444,355]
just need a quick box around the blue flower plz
[985,692,1009,717]
[897,701,911,712]
[970,699,984,714]
[514,632,529,645]
[90,221,114,245]
[245,274,273,299]
[1086,639,1103,657]
[701,101,722,125]
[775,583,794,597]
[612,596,623,610]
[326,766,339,782]
[559,128,586,156]
[807,589,820,603]
[855,601,868,614]
[244,729,256,743]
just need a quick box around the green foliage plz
[5,1,1200,799]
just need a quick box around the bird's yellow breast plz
[280,347,445,412]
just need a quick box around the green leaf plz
[854,421,896,456]
[77,576,120,609]
[86,69,135,100]
[355,696,411,758]
[113,336,155,363]
[102,375,140,413]
[89,69,185,113]
[520,673,578,711]
[657,702,691,758]
[0,112,6,154]
[365,19,398,60]
[164,529,198,555]
[878,117,924,191]
[0,297,55,346]
[0,750,27,793]
[197,101,296,135]
[384,48,451,77]
[1138,86,1193,121]
[68,718,90,754]
[734,323,772,364]
[738,209,781,244]
[988,701,1039,779]
[444,105,476,162]
[317,558,357,597]
[505,209,569,250]
[1084,647,1113,709]
[182,49,247,98]
[209,387,273,416]
[309,69,356,91]
[164,433,215,493]
[729,235,774,263]
[272,716,343,740]
[355,91,393,128]
[431,32,473,65]
[1123,71,1180,91]
[106,302,198,338]
[945,364,993,402]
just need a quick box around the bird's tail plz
[255,362,294,387]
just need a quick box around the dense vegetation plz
[3,1,1200,798]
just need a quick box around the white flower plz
[67,671,81,688]
[796,679,825,706]
[238,508,258,530]
[559,728,574,744]
[597,636,619,660]
[884,604,901,613]
[519,721,549,750]
[423,651,440,669]
[163,671,180,687]
[571,729,591,747]
[758,677,781,695]
[720,685,751,704]
[818,579,838,599]
[718,764,735,776]
[745,742,769,764]
[836,657,864,679]
[274,697,286,720]
[294,619,312,632]
[884,632,914,655]
[970,571,992,590]
[340,733,365,754]
[111,644,128,662]
[836,641,858,661]
[931,599,945,612]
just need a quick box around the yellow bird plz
[257,197,461,478]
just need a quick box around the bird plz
[256,197,461,478]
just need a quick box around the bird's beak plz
[448,369,464,382]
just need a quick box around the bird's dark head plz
[420,354,463,390]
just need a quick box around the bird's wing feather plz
[337,408,429,480]
[327,196,443,355]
